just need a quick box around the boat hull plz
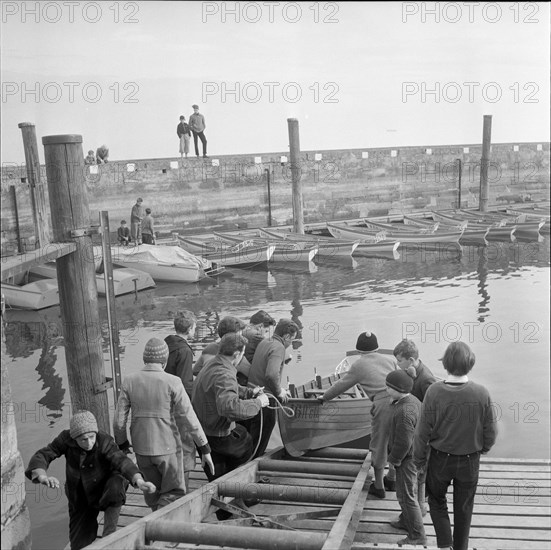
[178,236,275,267]
[213,231,318,263]
[260,228,359,257]
[29,263,156,296]
[109,244,209,283]
[2,280,60,310]
[278,373,372,457]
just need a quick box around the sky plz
[1,1,550,164]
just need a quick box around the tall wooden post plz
[18,122,50,247]
[479,115,492,212]
[287,118,304,234]
[42,134,110,433]
[457,159,462,209]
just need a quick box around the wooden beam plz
[1,242,76,281]
[288,118,304,234]
[322,454,371,549]
[42,134,110,432]
[18,122,50,246]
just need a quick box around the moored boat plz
[2,277,60,310]
[28,262,156,296]
[432,210,516,241]
[326,223,400,257]
[278,372,372,458]
[178,235,275,267]
[213,231,318,263]
[259,227,359,257]
[107,244,216,282]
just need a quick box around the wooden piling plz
[18,122,50,247]
[41,134,110,432]
[480,114,492,212]
[9,186,23,254]
[287,118,304,234]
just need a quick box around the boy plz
[165,310,197,489]
[117,220,131,246]
[114,338,214,511]
[393,338,437,513]
[413,341,497,550]
[25,410,155,550]
[141,208,155,245]
[385,370,426,546]
[84,150,96,165]
[177,115,191,159]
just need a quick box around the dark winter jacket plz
[164,334,194,397]
[25,430,139,507]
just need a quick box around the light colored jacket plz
[189,113,206,132]
[114,363,210,456]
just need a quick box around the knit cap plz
[69,411,98,439]
[356,331,379,352]
[250,310,276,327]
[143,337,169,364]
[386,370,414,394]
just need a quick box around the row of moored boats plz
[2,207,548,310]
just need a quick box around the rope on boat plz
[248,391,295,462]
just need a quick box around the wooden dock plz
[91,449,551,550]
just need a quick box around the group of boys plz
[26,317,495,550]
[26,309,297,549]
[319,332,497,550]
[117,197,155,246]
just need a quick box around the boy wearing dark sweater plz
[413,341,497,550]
[385,370,426,546]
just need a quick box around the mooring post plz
[287,118,304,234]
[18,122,51,247]
[41,134,110,432]
[479,115,492,212]
[9,185,23,254]
[457,158,462,208]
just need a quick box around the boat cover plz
[95,245,211,269]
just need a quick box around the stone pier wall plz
[1,141,549,255]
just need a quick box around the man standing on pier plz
[130,197,144,244]
[318,331,398,498]
[189,104,208,158]
[245,319,298,458]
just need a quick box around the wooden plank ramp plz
[89,449,551,550]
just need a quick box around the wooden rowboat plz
[259,227,360,257]
[326,223,400,258]
[213,230,318,263]
[279,373,372,458]
[2,278,60,310]
[178,235,276,267]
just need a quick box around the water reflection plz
[476,247,490,322]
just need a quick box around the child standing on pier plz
[385,371,426,546]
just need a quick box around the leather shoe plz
[389,519,407,531]
[368,483,385,499]
[383,475,396,491]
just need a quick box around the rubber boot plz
[102,505,121,537]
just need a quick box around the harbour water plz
[3,238,550,550]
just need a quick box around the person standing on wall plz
[130,197,144,245]
[189,104,208,158]
[177,115,191,159]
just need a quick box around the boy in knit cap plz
[385,370,426,546]
[319,331,398,498]
[114,337,214,511]
[393,338,437,514]
[25,410,155,550]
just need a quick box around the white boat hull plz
[2,280,60,310]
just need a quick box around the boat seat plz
[303,389,358,397]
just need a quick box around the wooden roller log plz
[217,481,349,505]
[145,520,327,550]
[258,459,361,477]
[304,448,369,460]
